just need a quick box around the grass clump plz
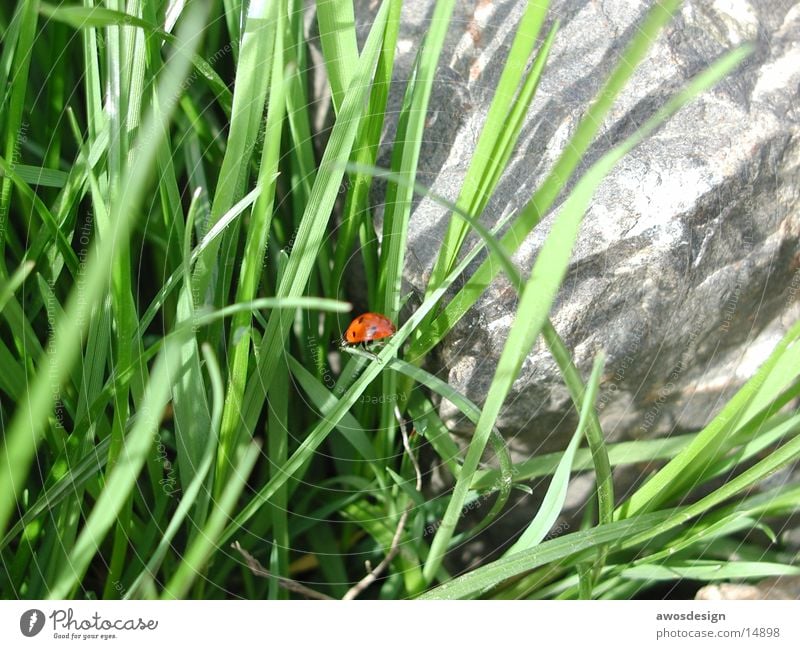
[0,0,796,601]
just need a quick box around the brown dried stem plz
[341,407,422,600]
[232,541,334,600]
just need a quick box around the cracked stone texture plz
[347,0,800,466]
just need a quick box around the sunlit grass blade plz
[704,406,800,483]
[475,22,557,221]
[472,432,695,490]
[504,353,605,556]
[425,0,551,292]
[191,186,263,263]
[619,429,800,552]
[619,317,800,518]
[327,0,401,314]
[315,0,359,113]
[0,164,68,187]
[215,0,286,489]
[419,511,673,599]
[378,0,454,318]
[0,260,33,313]
[190,0,277,295]
[621,561,800,582]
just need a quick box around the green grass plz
[0,0,797,601]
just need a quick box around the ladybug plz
[342,312,396,346]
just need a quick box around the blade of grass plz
[0,164,68,187]
[315,0,359,114]
[187,0,277,303]
[215,1,286,490]
[0,4,24,120]
[504,353,605,556]
[474,22,557,227]
[425,0,551,292]
[705,404,800,483]
[171,188,213,523]
[124,343,223,599]
[619,317,800,518]
[0,260,33,313]
[327,0,400,319]
[377,0,454,317]
[161,442,261,599]
[0,0,37,268]
[267,347,290,599]
[375,0,455,463]
[621,561,800,582]
[419,510,674,599]
[472,432,695,490]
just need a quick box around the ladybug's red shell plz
[343,313,396,345]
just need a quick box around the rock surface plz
[696,575,800,599]
[350,0,800,463]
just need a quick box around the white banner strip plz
[1,600,798,648]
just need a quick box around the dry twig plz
[341,406,422,600]
[232,541,334,600]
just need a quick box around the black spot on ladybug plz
[367,325,377,337]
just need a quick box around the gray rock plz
[349,0,800,465]
[696,575,800,599]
